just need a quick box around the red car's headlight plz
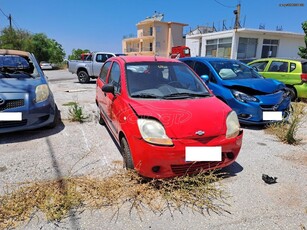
[137,118,173,146]
[226,111,240,138]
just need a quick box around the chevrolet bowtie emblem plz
[195,130,205,136]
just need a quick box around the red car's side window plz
[99,61,112,82]
[108,62,121,93]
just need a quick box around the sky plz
[0,0,306,57]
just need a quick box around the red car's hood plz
[129,97,231,139]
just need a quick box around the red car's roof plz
[110,55,181,63]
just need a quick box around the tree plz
[24,33,51,63]
[48,39,66,63]
[298,21,307,59]
[68,48,90,60]
[0,27,66,64]
[0,27,31,50]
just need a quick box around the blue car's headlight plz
[231,90,259,103]
[35,84,49,103]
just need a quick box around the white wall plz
[186,37,200,56]
[186,29,305,59]
[277,37,304,58]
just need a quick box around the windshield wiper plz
[162,92,211,99]
[12,70,35,78]
[0,71,12,78]
[131,93,161,98]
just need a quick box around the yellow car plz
[248,58,307,100]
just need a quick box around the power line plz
[213,0,236,8]
[0,7,22,30]
[0,7,9,18]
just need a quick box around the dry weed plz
[265,102,306,144]
[0,169,228,229]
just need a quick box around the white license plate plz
[263,111,282,121]
[0,112,22,121]
[185,146,222,162]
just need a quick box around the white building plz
[186,28,305,60]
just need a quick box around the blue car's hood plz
[0,78,43,93]
[221,78,285,93]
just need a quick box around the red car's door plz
[104,61,123,136]
[96,61,112,121]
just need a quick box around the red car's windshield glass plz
[125,62,210,98]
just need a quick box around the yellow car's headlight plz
[35,84,49,103]
[137,118,173,146]
[226,111,240,138]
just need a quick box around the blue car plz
[0,49,58,133]
[180,57,291,125]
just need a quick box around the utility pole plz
[8,14,12,29]
[233,4,241,31]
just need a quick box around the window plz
[108,62,121,93]
[237,38,258,59]
[182,60,194,69]
[206,37,232,58]
[194,62,216,83]
[96,54,113,63]
[261,39,279,58]
[290,63,296,72]
[99,61,112,82]
[249,61,268,72]
[268,61,288,72]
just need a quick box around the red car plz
[96,56,243,178]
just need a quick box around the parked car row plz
[0,49,301,180]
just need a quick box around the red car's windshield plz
[126,62,210,98]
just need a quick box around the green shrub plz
[64,101,89,123]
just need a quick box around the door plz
[96,61,112,120]
[193,61,221,97]
[104,61,122,135]
[264,60,289,84]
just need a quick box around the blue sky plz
[0,0,306,57]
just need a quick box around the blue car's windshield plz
[126,62,211,99]
[209,60,262,80]
[0,55,38,78]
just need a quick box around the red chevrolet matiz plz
[96,56,243,178]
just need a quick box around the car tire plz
[78,70,90,83]
[120,137,134,170]
[98,112,105,125]
[286,86,297,101]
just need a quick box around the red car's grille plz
[0,99,25,111]
[171,161,222,175]
[0,120,27,128]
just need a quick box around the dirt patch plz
[279,152,307,166]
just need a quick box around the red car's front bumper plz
[128,130,243,178]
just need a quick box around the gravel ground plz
[0,69,306,230]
